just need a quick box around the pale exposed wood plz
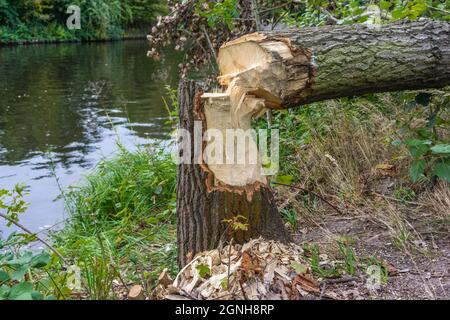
[201,89,267,188]
[176,80,289,268]
[128,285,144,300]
[217,20,450,109]
[158,269,173,287]
[176,21,450,267]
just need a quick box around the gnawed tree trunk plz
[218,19,450,108]
[176,80,289,268]
[176,20,450,267]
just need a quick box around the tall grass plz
[52,144,177,298]
[268,91,449,251]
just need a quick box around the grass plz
[269,90,449,250]
[39,88,447,299]
[52,143,177,299]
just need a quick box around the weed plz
[303,243,340,278]
[280,208,299,230]
[337,241,358,276]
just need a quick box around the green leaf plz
[0,269,10,282]
[30,252,51,268]
[291,262,308,274]
[391,7,405,20]
[9,281,33,300]
[431,144,450,154]
[405,139,432,146]
[415,92,432,106]
[380,0,393,10]
[410,159,426,182]
[408,145,429,158]
[196,263,211,279]
[220,277,229,290]
[434,161,450,182]
[275,175,294,185]
[31,290,44,300]
[6,251,33,266]
[0,285,11,300]
[11,265,28,281]
[406,139,431,158]
[409,0,427,19]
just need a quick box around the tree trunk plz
[218,19,450,108]
[176,80,289,268]
[176,20,450,267]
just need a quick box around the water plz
[0,40,181,236]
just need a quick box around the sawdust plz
[154,238,320,300]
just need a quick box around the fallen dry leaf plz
[292,273,320,294]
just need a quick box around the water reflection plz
[0,40,181,233]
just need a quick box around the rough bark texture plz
[176,20,450,268]
[218,19,450,108]
[176,80,289,268]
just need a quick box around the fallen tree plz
[176,19,450,267]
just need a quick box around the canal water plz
[0,40,181,236]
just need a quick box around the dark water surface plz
[0,40,181,235]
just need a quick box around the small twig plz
[180,29,217,73]
[259,2,293,14]
[0,212,67,264]
[321,275,358,285]
[371,192,421,206]
[251,0,261,31]
[238,280,248,300]
[227,238,234,288]
[271,182,344,215]
[272,11,288,30]
[427,5,450,14]
[266,110,273,128]
[200,25,218,68]
[320,7,338,23]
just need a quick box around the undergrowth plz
[51,143,177,299]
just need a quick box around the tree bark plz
[176,20,450,267]
[176,80,289,268]
[218,19,450,108]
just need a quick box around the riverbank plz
[54,89,448,299]
[51,145,177,299]
[0,29,148,46]
[1,88,448,299]
[0,0,166,46]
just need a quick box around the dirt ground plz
[292,213,449,300]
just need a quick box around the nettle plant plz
[394,90,450,183]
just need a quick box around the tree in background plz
[0,0,167,42]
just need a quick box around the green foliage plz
[80,256,116,300]
[393,186,416,202]
[395,90,450,183]
[196,263,211,278]
[0,187,68,300]
[0,184,28,226]
[281,0,450,28]
[162,85,179,125]
[54,144,178,296]
[222,215,249,233]
[0,0,167,43]
[280,208,299,230]
[337,241,357,276]
[196,0,239,30]
[303,243,340,278]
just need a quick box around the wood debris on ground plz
[153,238,321,300]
